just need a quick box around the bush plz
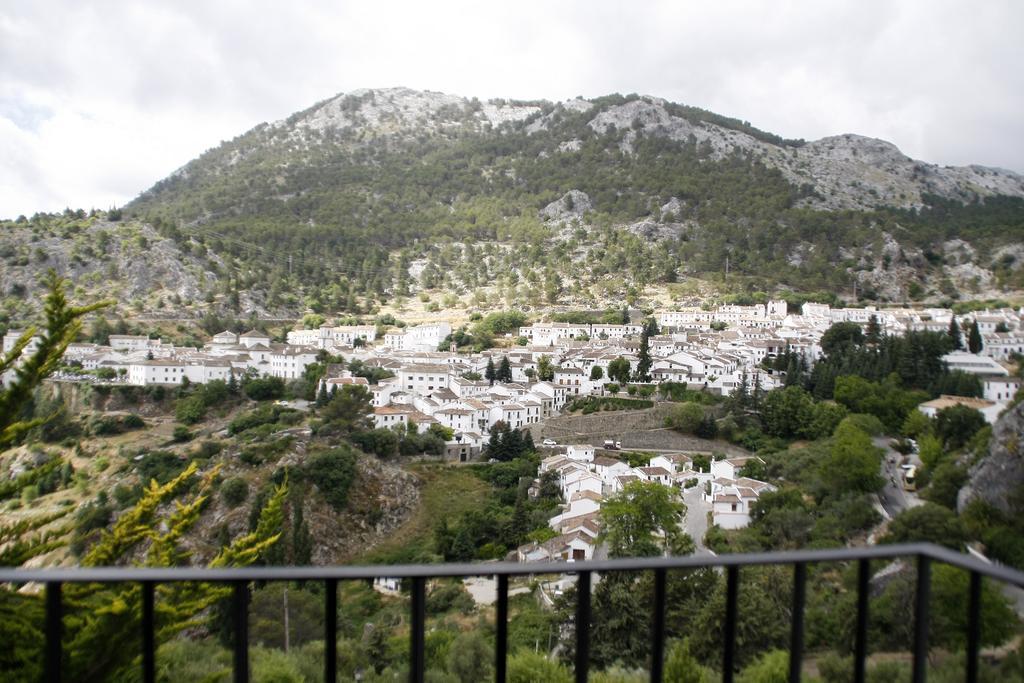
[136,451,189,485]
[239,436,293,466]
[243,376,285,401]
[667,402,704,433]
[426,582,475,616]
[191,440,223,459]
[305,447,358,510]
[175,395,206,424]
[122,414,145,429]
[171,425,192,443]
[221,477,249,507]
[839,413,886,437]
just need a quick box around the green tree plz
[537,355,555,381]
[968,320,983,354]
[820,322,864,357]
[668,402,705,434]
[635,322,653,382]
[865,315,882,346]
[760,386,816,439]
[821,421,883,495]
[664,639,711,683]
[498,355,513,383]
[600,481,686,557]
[935,404,986,450]
[948,317,963,350]
[319,384,373,435]
[607,356,632,384]
[447,631,493,682]
[590,365,604,381]
[882,503,966,550]
[485,357,496,386]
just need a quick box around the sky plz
[2,0,1022,218]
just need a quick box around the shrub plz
[243,376,285,401]
[426,582,475,616]
[221,477,249,507]
[122,414,145,429]
[136,451,188,485]
[175,395,206,424]
[305,447,358,510]
[172,425,192,443]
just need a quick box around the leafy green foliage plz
[600,481,687,558]
[242,375,285,401]
[882,503,967,550]
[221,476,249,507]
[305,446,358,511]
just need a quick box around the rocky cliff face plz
[0,219,219,307]
[958,400,1024,515]
[249,88,1024,213]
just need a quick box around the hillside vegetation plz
[4,89,1022,325]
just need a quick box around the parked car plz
[542,438,557,446]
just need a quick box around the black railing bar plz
[912,555,931,683]
[575,570,591,683]
[410,577,426,683]
[325,578,337,683]
[4,544,1021,585]
[723,565,739,683]
[45,581,62,683]
[142,581,155,683]
[853,558,869,683]
[233,581,249,683]
[789,563,806,683]
[650,568,667,683]
[495,573,509,683]
[966,571,981,683]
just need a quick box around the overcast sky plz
[2,0,1022,218]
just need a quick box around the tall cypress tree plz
[968,320,983,354]
[866,315,882,345]
[485,358,496,386]
[635,324,653,382]
[948,317,963,350]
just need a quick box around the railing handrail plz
[2,543,1022,586]
[6,542,1020,683]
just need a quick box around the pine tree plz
[968,320,983,354]
[315,382,330,407]
[227,371,239,395]
[498,356,512,383]
[621,306,630,325]
[485,358,496,386]
[948,317,963,350]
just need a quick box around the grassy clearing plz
[359,463,491,564]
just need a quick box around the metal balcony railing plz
[2,542,1023,683]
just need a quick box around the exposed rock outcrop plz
[958,401,1024,515]
[540,190,593,222]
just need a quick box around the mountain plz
[5,88,1024,322]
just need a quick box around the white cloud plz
[1,0,1022,217]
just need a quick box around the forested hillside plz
[4,88,1024,322]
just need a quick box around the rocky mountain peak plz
[284,87,542,137]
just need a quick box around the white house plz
[983,376,1022,403]
[710,456,764,481]
[565,444,596,462]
